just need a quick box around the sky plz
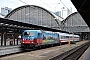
[0,0,77,18]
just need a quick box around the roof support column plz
[1,31,4,46]
[1,30,7,46]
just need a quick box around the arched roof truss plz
[61,12,90,32]
[5,5,62,29]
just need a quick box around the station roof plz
[5,5,63,29]
[0,18,69,33]
[71,0,90,27]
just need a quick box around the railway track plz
[50,41,90,60]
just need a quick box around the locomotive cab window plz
[24,32,35,36]
[24,32,28,36]
[38,33,40,36]
[38,33,42,38]
[29,32,35,36]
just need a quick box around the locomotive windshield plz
[24,32,35,36]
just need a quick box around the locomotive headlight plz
[23,39,26,40]
[31,42,33,43]
[22,42,25,43]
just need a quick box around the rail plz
[50,41,90,60]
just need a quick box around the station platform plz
[0,41,89,60]
[0,45,20,49]
[0,45,21,56]
[79,46,90,60]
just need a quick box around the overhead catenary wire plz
[8,0,19,5]
[18,0,28,5]
[18,0,56,11]
[18,0,55,11]
[79,0,87,10]
[59,0,71,12]
[1,0,19,6]
[39,0,56,11]
[2,0,27,6]
[4,0,58,12]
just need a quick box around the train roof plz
[23,30,79,37]
[73,35,80,37]
[56,32,69,36]
[24,30,58,34]
[43,31,56,34]
[68,34,79,37]
[24,30,42,33]
[57,32,79,37]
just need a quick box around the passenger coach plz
[21,30,80,49]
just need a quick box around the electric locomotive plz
[21,30,60,49]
